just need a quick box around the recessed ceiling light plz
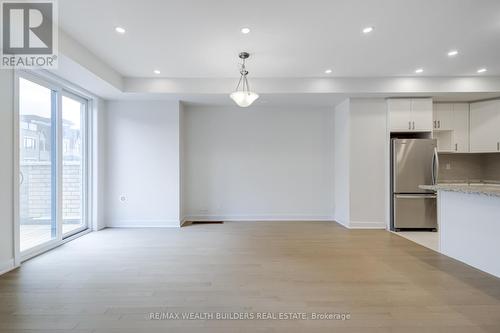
[115,26,126,34]
[325,69,332,74]
[153,70,161,75]
[447,50,459,57]
[241,27,250,34]
[362,26,374,34]
[415,68,424,74]
[477,68,487,73]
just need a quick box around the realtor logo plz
[1,0,58,68]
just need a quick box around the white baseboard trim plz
[332,218,349,228]
[184,215,335,222]
[180,218,190,227]
[349,221,387,229]
[0,259,18,276]
[106,219,182,228]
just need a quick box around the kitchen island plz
[420,184,500,278]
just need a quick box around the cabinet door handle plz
[438,120,440,128]
[455,143,458,151]
[498,142,500,151]
[433,120,436,128]
[408,121,411,130]
[412,121,415,130]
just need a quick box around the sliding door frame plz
[13,70,95,264]
[61,90,90,239]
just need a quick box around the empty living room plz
[1,0,500,332]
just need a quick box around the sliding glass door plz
[18,74,89,256]
[19,77,57,252]
[62,94,87,236]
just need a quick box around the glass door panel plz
[62,95,87,236]
[19,78,56,252]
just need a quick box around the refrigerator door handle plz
[431,147,439,185]
[435,147,439,184]
[431,151,435,185]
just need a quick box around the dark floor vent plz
[190,221,224,224]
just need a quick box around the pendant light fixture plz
[230,52,259,107]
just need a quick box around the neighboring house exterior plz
[20,115,82,225]
[20,115,82,162]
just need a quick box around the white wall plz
[0,69,14,273]
[103,100,182,227]
[179,102,187,222]
[184,106,334,221]
[349,99,388,228]
[333,99,350,227]
[92,98,107,231]
[332,98,388,229]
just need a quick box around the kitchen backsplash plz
[438,153,500,183]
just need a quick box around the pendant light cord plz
[235,74,243,91]
[235,57,251,93]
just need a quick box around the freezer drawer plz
[394,195,437,229]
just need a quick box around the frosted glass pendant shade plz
[230,91,259,107]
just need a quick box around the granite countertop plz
[419,184,500,198]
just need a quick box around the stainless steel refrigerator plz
[391,139,438,231]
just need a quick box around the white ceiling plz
[59,0,500,79]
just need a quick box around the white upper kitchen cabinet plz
[388,99,412,131]
[433,103,470,153]
[452,103,469,153]
[433,103,453,130]
[388,98,433,132]
[411,98,433,131]
[470,100,500,153]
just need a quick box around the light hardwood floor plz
[1,221,499,332]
